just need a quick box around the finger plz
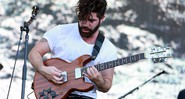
[51,75,64,84]
[52,66,62,73]
[54,68,62,73]
[88,67,95,76]
[87,67,97,79]
[83,72,88,77]
[83,68,91,79]
[51,78,57,83]
[51,79,63,84]
[53,72,62,77]
[53,75,64,81]
[52,68,63,77]
[90,66,98,73]
[55,80,64,84]
[87,67,93,75]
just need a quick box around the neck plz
[82,31,99,44]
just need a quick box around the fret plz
[96,64,99,71]
[112,60,115,67]
[106,62,108,69]
[122,58,126,64]
[119,59,122,65]
[116,59,119,66]
[101,64,104,70]
[104,63,107,70]
[112,61,116,67]
[140,53,145,59]
[95,64,98,71]
[135,54,139,61]
[126,57,131,63]
[131,54,139,62]
[98,64,101,71]
[118,59,121,66]
[100,64,102,71]
[105,62,107,69]
[107,62,109,68]
[81,67,87,74]
[106,62,109,69]
[115,60,118,66]
[112,60,114,67]
[131,55,134,62]
[109,61,112,68]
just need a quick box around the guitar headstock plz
[145,47,172,63]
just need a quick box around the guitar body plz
[33,55,94,99]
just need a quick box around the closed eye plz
[88,19,96,23]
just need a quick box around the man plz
[0,63,3,70]
[28,0,117,98]
[177,89,185,99]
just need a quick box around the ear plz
[100,15,105,23]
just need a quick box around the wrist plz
[96,78,112,92]
[95,78,105,87]
[99,78,105,85]
[37,65,45,74]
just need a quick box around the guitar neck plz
[95,53,145,71]
[81,53,145,73]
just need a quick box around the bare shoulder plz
[35,38,48,45]
[38,38,47,42]
[34,38,50,49]
[33,38,51,52]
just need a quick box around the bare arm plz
[85,67,114,92]
[28,38,63,84]
[28,38,50,73]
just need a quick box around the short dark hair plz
[75,0,107,21]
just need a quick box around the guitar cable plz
[27,91,34,99]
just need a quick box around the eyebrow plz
[88,18,97,23]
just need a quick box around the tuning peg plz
[151,48,157,53]
[164,58,168,62]
[167,54,172,57]
[152,58,158,63]
[159,58,165,63]
[152,57,168,63]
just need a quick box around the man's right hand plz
[39,66,64,84]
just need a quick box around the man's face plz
[78,12,102,38]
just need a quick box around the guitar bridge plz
[75,68,82,79]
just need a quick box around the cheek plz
[78,22,82,26]
[91,22,98,28]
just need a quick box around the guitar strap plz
[91,31,105,60]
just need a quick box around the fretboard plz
[81,53,145,73]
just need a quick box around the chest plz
[52,35,94,62]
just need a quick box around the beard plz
[78,21,100,38]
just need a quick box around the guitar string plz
[63,54,143,81]
[49,56,134,81]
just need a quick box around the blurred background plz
[0,0,185,99]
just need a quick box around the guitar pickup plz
[75,68,82,79]
[60,71,67,82]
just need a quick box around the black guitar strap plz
[91,31,105,60]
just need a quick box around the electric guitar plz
[33,47,172,99]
